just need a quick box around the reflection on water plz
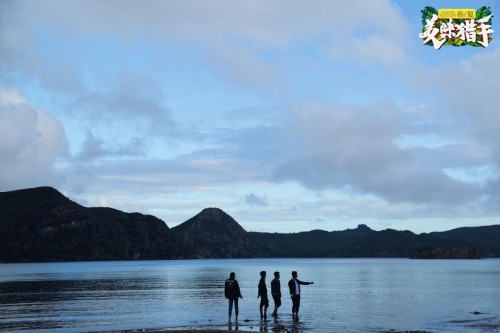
[0,259,499,333]
[0,277,166,331]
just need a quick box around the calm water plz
[0,258,499,333]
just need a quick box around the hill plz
[429,225,500,257]
[1,186,499,262]
[171,207,262,258]
[248,225,472,258]
[0,187,178,262]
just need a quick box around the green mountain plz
[0,187,178,262]
[171,207,263,258]
[1,187,498,262]
[429,226,500,257]
[249,226,473,258]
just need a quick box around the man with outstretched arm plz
[288,271,314,319]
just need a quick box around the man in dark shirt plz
[225,272,243,322]
[257,270,269,319]
[271,271,281,317]
[288,271,313,319]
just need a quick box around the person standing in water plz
[257,271,269,319]
[288,271,313,319]
[271,271,282,317]
[225,272,243,322]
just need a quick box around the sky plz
[1,0,499,234]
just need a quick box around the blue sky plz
[1,0,499,233]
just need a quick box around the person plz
[225,272,243,322]
[257,270,269,319]
[271,271,281,317]
[288,271,313,319]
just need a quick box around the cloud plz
[409,50,500,208]
[75,131,146,161]
[245,193,268,207]
[60,158,273,195]
[0,87,68,190]
[421,50,500,144]
[273,101,477,204]
[2,0,412,90]
[330,34,410,68]
[68,76,177,138]
[8,0,406,43]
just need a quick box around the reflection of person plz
[271,271,281,317]
[257,271,269,319]
[288,271,313,319]
[225,272,243,322]
[228,321,239,331]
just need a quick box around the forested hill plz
[1,187,499,262]
[429,226,500,257]
[248,225,500,258]
[0,187,178,262]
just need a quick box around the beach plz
[101,327,258,333]
[99,323,439,333]
[107,325,500,333]
[109,330,253,333]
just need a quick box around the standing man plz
[257,271,269,319]
[225,272,243,322]
[288,271,314,319]
[271,271,281,317]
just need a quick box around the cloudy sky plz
[1,0,499,233]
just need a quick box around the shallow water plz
[0,258,499,332]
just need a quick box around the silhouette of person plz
[257,270,269,319]
[271,271,281,317]
[225,272,243,322]
[288,271,313,319]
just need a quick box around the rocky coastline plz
[410,246,481,259]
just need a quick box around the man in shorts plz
[225,272,243,322]
[271,271,282,317]
[257,270,269,319]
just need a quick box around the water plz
[0,258,499,333]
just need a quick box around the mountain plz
[249,225,473,258]
[171,208,262,258]
[0,187,179,262]
[1,186,499,262]
[428,225,500,257]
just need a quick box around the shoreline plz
[108,331,255,333]
[99,327,500,333]
[94,322,436,333]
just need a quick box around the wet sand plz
[118,331,251,333]
[99,323,279,333]
[95,311,500,333]
[98,325,257,333]
[105,330,255,333]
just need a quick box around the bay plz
[0,258,499,333]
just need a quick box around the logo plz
[419,6,493,49]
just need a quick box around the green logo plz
[419,6,493,49]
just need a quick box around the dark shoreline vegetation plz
[1,186,499,263]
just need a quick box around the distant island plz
[1,187,499,263]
